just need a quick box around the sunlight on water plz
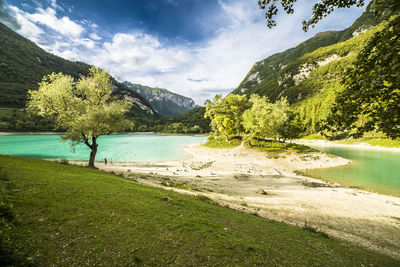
[307,146,400,197]
[0,134,207,162]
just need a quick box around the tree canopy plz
[204,94,249,141]
[27,67,132,167]
[258,0,399,31]
[325,16,400,139]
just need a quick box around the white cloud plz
[27,7,83,37]
[89,32,101,40]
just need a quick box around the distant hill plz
[231,11,381,133]
[123,82,197,117]
[0,21,159,131]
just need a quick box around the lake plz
[307,145,400,197]
[0,134,207,162]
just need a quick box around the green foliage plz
[27,67,132,167]
[203,136,242,148]
[205,94,249,140]
[326,16,400,139]
[0,107,56,131]
[0,156,397,265]
[158,107,211,134]
[242,95,304,142]
[257,0,398,31]
[244,138,312,152]
[340,137,400,148]
[232,10,378,98]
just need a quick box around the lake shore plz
[72,143,400,259]
[0,131,65,135]
[297,139,400,152]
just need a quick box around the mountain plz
[232,11,377,99]
[0,21,158,131]
[232,10,382,133]
[123,82,197,117]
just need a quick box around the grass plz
[0,155,399,266]
[340,137,400,148]
[301,134,327,140]
[203,136,242,148]
[244,138,314,159]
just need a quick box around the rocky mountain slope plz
[123,82,197,117]
[232,11,377,100]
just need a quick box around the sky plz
[0,0,368,104]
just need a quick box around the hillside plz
[1,156,397,265]
[0,22,158,131]
[231,11,384,133]
[123,82,197,117]
[232,11,377,100]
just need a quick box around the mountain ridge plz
[123,81,197,117]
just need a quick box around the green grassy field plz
[0,156,398,266]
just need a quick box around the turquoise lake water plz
[1,134,399,197]
[307,145,400,197]
[0,134,207,162]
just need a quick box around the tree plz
[257,0,399,31]
[242,95,302,142]
[204,94,249,141]
[27,67,132,168]
[242,94,276,143]
[325,16,400,139]
[276,109,304,142]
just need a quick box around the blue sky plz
[1,0,368,104]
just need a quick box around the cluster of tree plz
[0,107,58,131]
[129,107,210,134]
[205,94,304,143]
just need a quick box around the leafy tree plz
[242,95,302,142]
[257,0,399,31]
[242,94,275,143]
[277,109,304,142]
[27,67,132,167]
[325,16,400,139]
[204,94,249,141]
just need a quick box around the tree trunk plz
[225,135,229,142]
[88,137,98,168]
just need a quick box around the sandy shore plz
[72,144,400,259]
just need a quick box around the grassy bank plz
[0,156,398,266]
[301,134,400,148]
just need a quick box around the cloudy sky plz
[0,0,368,104]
